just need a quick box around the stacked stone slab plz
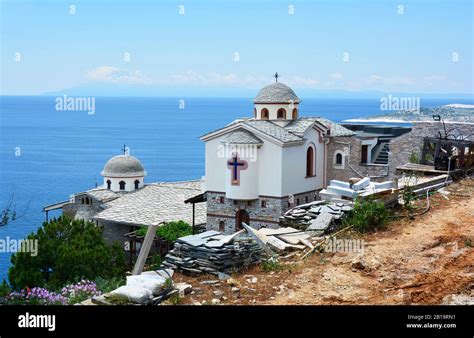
[162,231,262,275]
[281,200,353,233]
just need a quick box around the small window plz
[81,197,85,204]
[261,200,266,208]
[247,201,253,207]
[277,108,286,119]
[305,196,308,203]
[333,150,345,169]
[219,221,225,232]
[233,200,238,205]
[261,108,269,120]
[219,196,224,204]
[296,198,300,205]
[119,181,126,190]
[106,180,111,190]
[134,180,140,190]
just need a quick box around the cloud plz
[329,72,343,80]
[286,76,319,88]
[85,66,152,84]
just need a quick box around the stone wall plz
[98,219,132,247]
[61,194,102,222]
[388,122,474,178]
[326,136,389,184]
[206,190,319,234]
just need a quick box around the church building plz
[200,78,393,233]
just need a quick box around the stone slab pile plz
[281,200,353,232]
[162,230,262,275]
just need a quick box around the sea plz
[0,96,472,282]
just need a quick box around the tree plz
[8,216,126,290]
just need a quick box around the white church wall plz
[204,137,227,192]
[257,140,283,197]
[281,128,324,196]
[225,146,259,200]
[204,131,284,198]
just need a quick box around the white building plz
[201,81,352,233]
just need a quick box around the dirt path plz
[267,181,474,305]
[174,180,473,305]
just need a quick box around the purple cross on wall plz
[227,153,248,186]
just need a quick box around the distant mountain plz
[41,84,474,100]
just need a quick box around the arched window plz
[81,197,85,204]
[119,181,126,190]
[292,108,298,119]
[134,180,140,190]
[306,146,315,177]
[277,108,286,119]
[333,150,345,169]
[219,221,225,232]
[85,197,90,205]
[106,180,111,190]
[261,108,269,120]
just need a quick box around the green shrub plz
[135,220,192,242]
[0,279,11,298]
[344,198,389,233]
[262,257,282,272]
[8,216,126,290]
[94,276,126,294]
[409,151,420,164]
[147,254,163,270]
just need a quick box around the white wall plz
[204,133,284,198]
[204,127,326,199]
[225,148,259,200]
[281,128,325,196]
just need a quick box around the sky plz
[1,0,473,97]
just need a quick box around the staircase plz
[374,143,389,164]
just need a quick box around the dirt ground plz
[172,179,474,305]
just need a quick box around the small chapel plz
[200,75,399,233]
